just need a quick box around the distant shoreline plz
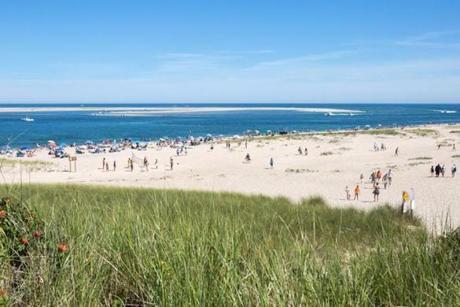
[0,106,363,114]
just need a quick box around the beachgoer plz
[113,160,116,172]
[401,191,410,214]
[387,169,393,186]
[176,148,180,156]
[395,147,399,156]
[409,188,415,218]
[154,158,158,169]
[170,157,174,170]
[452,164,457,177]
[360,173,364,185]
[370,172,376,183]
[102,157,106,171]
[304,148,308,155]
[345,186,350,200]
[373,183,380,202]
[105,162,109,172]
[269,157,274,169]
[430,165,434,176]
[442,165,446,177]
[245,140,248,149]
[354,185,360,200]
[435,164,441,177]
[382,174,388,189]
[438,144,441,150]
[298,147,302,155]
[130,159,134,172]
[245,153,251,162]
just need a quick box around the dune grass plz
[0,184,459,305]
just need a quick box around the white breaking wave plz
[433,109,457,114]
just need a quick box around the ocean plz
[1,103,459,147]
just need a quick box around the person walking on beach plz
[113,160,116,172]
[387,170,392,186]
[304,147,308,156]
[373,183,380,202]
[345,186,350,200]
[170,157,174,170]
[395,147,399,156]
[105,162,109,172]
[129,158,134,172]
[430,165,434,176]
[452,164,457,177]
[409,188,415,218]
[442,165,446,177]
[354,185,360,200]
[154,158,158,169]
[382,174,388,189]
[360,173,364,185]
[435,164,441,177]
[269,157,274,169]
[298,147,303,155]
[102,157,106,171]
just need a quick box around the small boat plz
[21,117,35,122]
[324,112,334,116]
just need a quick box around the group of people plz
[297,147,308,155]
[430,164,457,177]
[102,157,116,172]
[176,146,187,156]
[373,143,387,151]
[346,169,393,202]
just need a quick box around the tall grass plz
[0,185,459,305]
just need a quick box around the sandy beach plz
[1,124,459,232]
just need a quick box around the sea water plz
[1,103,459,147]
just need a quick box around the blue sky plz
[1,0,460,103]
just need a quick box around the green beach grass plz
[0,185,459,305]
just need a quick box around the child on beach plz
[354,185,360,200]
